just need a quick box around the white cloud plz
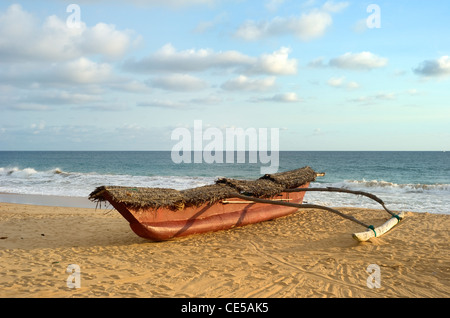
[137,94,223,109]
[327,76,360,89]
[250,47,298,75]
[322,1,349,13]
[327,76,345,87]
[9,103,52,112]
[31,121,46,134]
[272,92,300,102]
[346,81,360,90]
[0,4,138,63]
[124,44,298,75]
[413,56,450,77]
[252,92,301,103]
[292,10,333,41]
[149,74,208,91]
[57,58,114,84]
[124,43,253,72]
[138,99,186,109]
[374,92,396,100]
[234,2,348,41]
[329,52,388,70]
[0,57,114,86]
[221,75,276,91]
[20,91,103,105]
[235,10,331,41]
[4,85,133,112]
[77,102,132,112]
[189,94,223,105]
[109,80,152,93]
[349,92,396,104]
[80,23,138,59]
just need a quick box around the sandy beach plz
[0,201,449,298]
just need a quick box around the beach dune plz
[0,202,449,298]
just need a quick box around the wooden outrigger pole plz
[233,187,405,242]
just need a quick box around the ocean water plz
[0,151,448,214]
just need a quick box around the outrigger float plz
[89,166,404,242]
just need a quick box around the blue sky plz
[0,0,449,151]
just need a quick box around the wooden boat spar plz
[89,166,404,242]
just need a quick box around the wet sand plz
[0,201,449,298]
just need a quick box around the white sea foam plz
[335,179,450,194]
[303,180,450,215]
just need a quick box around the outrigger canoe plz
[89,166,404,242]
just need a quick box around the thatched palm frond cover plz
[216,178,285,198]
[181,184,238,207]
[89,186,185,210]
[260,166,317,189]
[89,166,316,210]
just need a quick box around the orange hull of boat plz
[105,183,310,241]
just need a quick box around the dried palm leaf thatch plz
[89,184,239,210]
[215,178,284,198]
[89,186,184,210]
[180,183,239,208]
[260,166,316,189]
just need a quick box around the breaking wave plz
[303,179,450,215]
[0,167,69,177]
[335,179,450,194]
